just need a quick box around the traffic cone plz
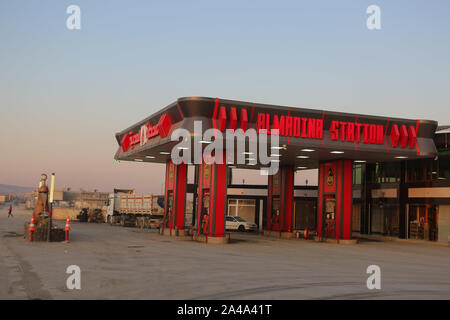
[65,216,71,243]
[29,217,35,242]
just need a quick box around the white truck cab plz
[106,193,119,223]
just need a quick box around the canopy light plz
[145,156,156,159]
[395,156,408,159]
[134,159,143,162]
[270,146,283,150]
[330,151,344,154]
[296,155,309,159]
[160,152,171,155]
[354,160,366,163]
[297,166,308,169]
[300,149,315,152]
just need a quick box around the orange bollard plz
[304,228,309,240]
[65,216,71,242]
[29,217,35,242]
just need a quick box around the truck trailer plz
[106,189,164,228]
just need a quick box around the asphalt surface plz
[1,204,449,300]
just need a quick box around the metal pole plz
[47,173,55,242]
[47,202,52,242]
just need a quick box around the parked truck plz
[106,189,164,228]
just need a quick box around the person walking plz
[8,204,13,218]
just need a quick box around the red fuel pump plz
[304,228,309,240]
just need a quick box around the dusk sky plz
[1,1,449,193]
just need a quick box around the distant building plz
[51,188,109,210]
[0,194,9,204]
[24,187,109,211]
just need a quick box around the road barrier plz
[29,217,35,243]
[65,216,71,242]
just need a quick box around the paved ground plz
[0,204,449,300]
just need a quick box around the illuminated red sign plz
[329,121,384,144]
[121,113,172,152]
[256,113,323,139]
[212,105,418,150]
[390,124,417,149]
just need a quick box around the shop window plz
[294,199,316,230]
[227,198,256,223]
[237,202,256,222]
[368,163,400,184]
[353,164,362,185]
[384,163,400,183]
[406,159,437,182]
[239,199,256,205]
[407,160,424,182]
[370,201,399,236]
[352,203,361,232]
[408,205,438,241]
[438,157,450,181]
[371,204,384,234]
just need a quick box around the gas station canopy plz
[114,97,438,169]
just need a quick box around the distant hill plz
[0,184,34,194]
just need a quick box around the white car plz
[225,216,257,232]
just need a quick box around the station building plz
[114,97,450,244]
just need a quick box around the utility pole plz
[47,173,55,242]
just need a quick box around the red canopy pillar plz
[162,160,187,236]
[318,160,353,242]
[265,166,294,238]
[196,152,228,244]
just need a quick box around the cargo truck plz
[106,189,164,228]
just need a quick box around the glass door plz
[409,204,438,241]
